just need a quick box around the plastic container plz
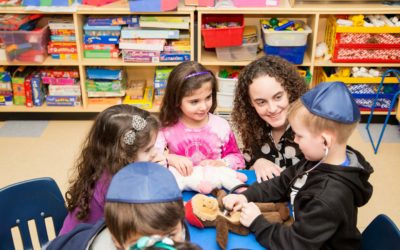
[263,44,307,64]
[216,37,259,61]
[217,92,234,108]
[319,68,400,84]
[184,0,214,6]
[129,0,178,12]
[0,20,49,63]
[261,20,312,47]
[201,14,244,48]
[325,15,400,63]
[217,76,238,93]
[232,0,279,7]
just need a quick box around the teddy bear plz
[185,189,293,250]
[169,166,247,194]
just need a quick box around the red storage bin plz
[201,14,244,48]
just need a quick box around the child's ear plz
[321,132,333,148]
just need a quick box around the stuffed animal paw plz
[170,166,247,194]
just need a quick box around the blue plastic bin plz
[263,44,307,64]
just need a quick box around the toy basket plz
[261,20,312,47]
[0,19,49,63]
[318,68,400,84]
[350,83,398,111]
[201,14,244,48]
[325,15,400,63]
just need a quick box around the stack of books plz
[121,16,191,63]
[48,18,77,60]
[83,16,138,59]
[86,67,126,105]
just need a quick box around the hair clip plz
[130,236,176,250]
[184,71,210,80]
[123,115,147,145]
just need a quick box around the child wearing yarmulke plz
[223,81,374,249]
[47,162,200,250]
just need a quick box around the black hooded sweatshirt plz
[242,146,373,250]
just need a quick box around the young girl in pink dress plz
[156,61,245,176]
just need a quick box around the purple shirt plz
[59,171,111,235]
[156,114,245,170]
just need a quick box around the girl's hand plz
[252,158,282,183]
[199,159,227,167]
[167,154,193,176]
[240,202,261,227]
[222,194,248,212]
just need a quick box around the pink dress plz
[156,114,245,170]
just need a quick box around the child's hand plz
[199,159,226,167]
[222,194,248,212]
[167,154,193,176]
[252,158,282,183]
[240,202,261,227]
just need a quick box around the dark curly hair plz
[159,61,218,127]
[231,55,307,154]
[65,105,160,221]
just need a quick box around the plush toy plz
[169,166,247,194]
[315,42,331,61]
[185,189,293,250]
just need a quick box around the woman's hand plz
[252,158,282,183]
[199,159,227,167]
[240,202,261,227]
[167,154,193,176]
[222,194,248,212]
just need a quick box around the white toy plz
[170,166,247,194]
[315,42,331,61]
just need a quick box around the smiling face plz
[180,81,213,128]
[248,75,290,130]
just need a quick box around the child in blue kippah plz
[47,162,201,250]
[223,82,374,249]
[60,105,166,235]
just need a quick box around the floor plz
[0,118,399,236]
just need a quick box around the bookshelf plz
[1,0,399,116]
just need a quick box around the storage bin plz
[129,0,179,12]
[325,15,400,63]
[215,37,259,61]
[232,0,279,7]
[261,20,312,47]
[0,19,49,63]
[184,0,214,6]
[201,14,244,48]
[217,76,238,94]
[23,0,72,6]
[217,92,234,108]
[82,0,118,6]
[263,44,307,64]
[349,84,398,111]
[319,67,400,84]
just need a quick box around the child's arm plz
[220,131,245,170]
[241,166,296,203]
[247,198,339,250]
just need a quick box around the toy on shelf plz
[315,42,331,61]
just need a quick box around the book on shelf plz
[119,39,166,51]
[139,16,190,30]
[121,28,180,39]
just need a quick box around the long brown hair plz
[232,55,307,153]
[65,105,160,220]
[159,61,218,127]
[105,200,185,248]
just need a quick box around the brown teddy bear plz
[185,189,293,249]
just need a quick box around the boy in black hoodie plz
[223,81,374,250]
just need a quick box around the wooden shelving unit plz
[1,0,399,115]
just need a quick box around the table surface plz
[183,170,265,250]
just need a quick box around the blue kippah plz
[106,162,182,204]
[301,81,360,124]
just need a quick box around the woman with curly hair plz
[232,55,308,183]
